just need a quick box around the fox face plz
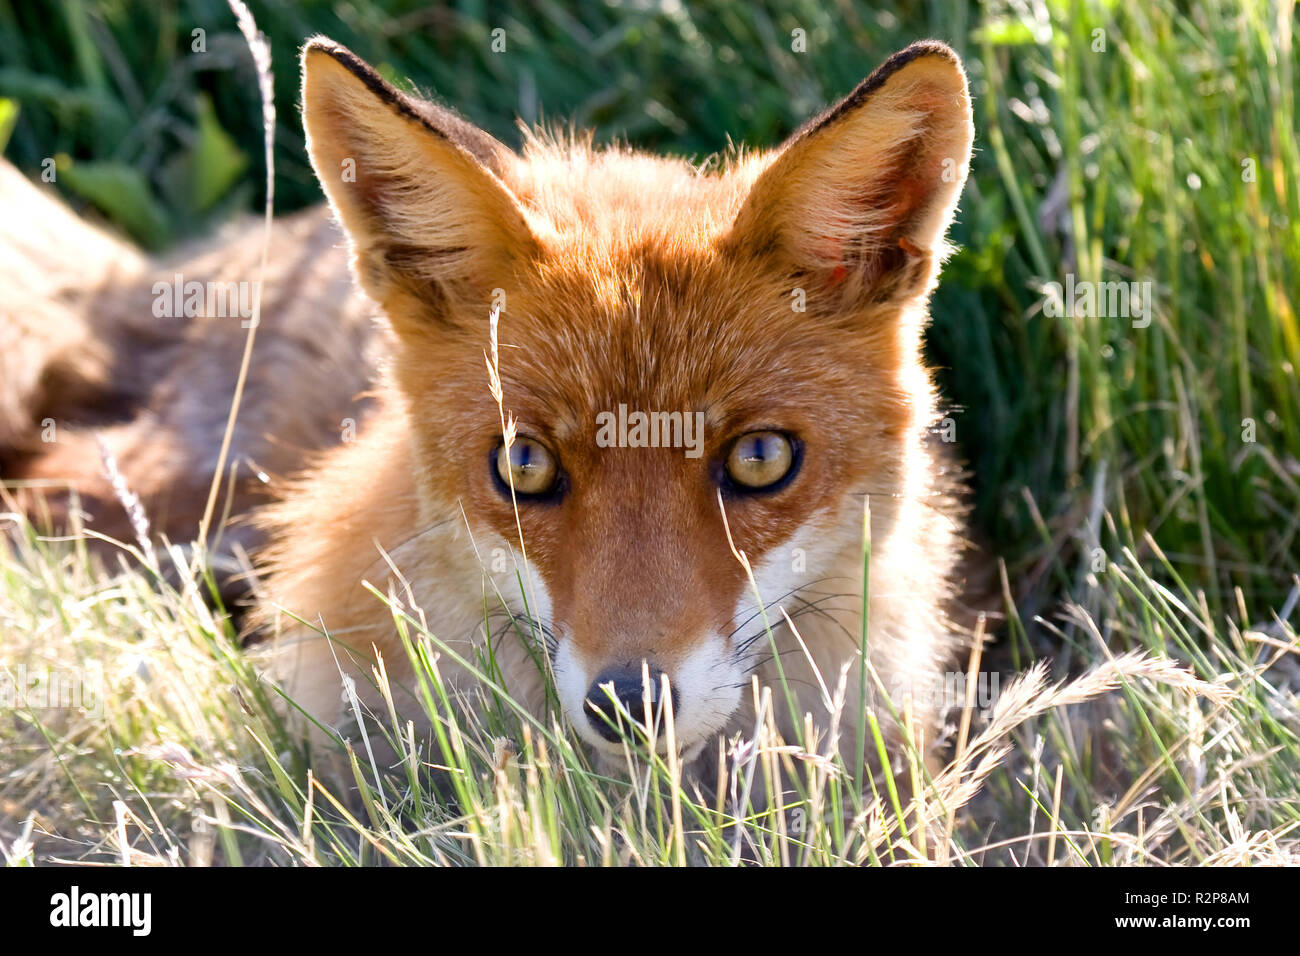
[294,38,973,759]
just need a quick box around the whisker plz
[730,591,858,658]
[355,514,461,586]
[719,576,848,640]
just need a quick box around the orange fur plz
[258,38,975,768]
[3,38,975,772]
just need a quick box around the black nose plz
[583,666,678,743]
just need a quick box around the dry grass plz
[1,500,1296,866]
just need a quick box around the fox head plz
[300,38,973,757]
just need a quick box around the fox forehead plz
[504,133,772,246]
[403,277,913,469]
[394,209,915,447]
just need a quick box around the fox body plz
[1,39,975,769]
[0,164,379,573]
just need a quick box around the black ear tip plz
[901,39,962,64]
[302,35,344,58]
[301,35,366,73]
[873,39,966,82]
[300,36,400,106]
[848,39,968,104]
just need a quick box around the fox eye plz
[725,431,796,491]
[495,438,560,497]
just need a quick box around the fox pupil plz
[741,435,772,462]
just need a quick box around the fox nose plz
[583,666,678,742]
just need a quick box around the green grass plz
[1,502,1295,865]
[2,0,1299,865]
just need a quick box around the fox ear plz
[300,38,537,319]
[725,41,973,307]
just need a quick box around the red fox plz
[1,37,974,771]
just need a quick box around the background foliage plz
[2,0,1297,624]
